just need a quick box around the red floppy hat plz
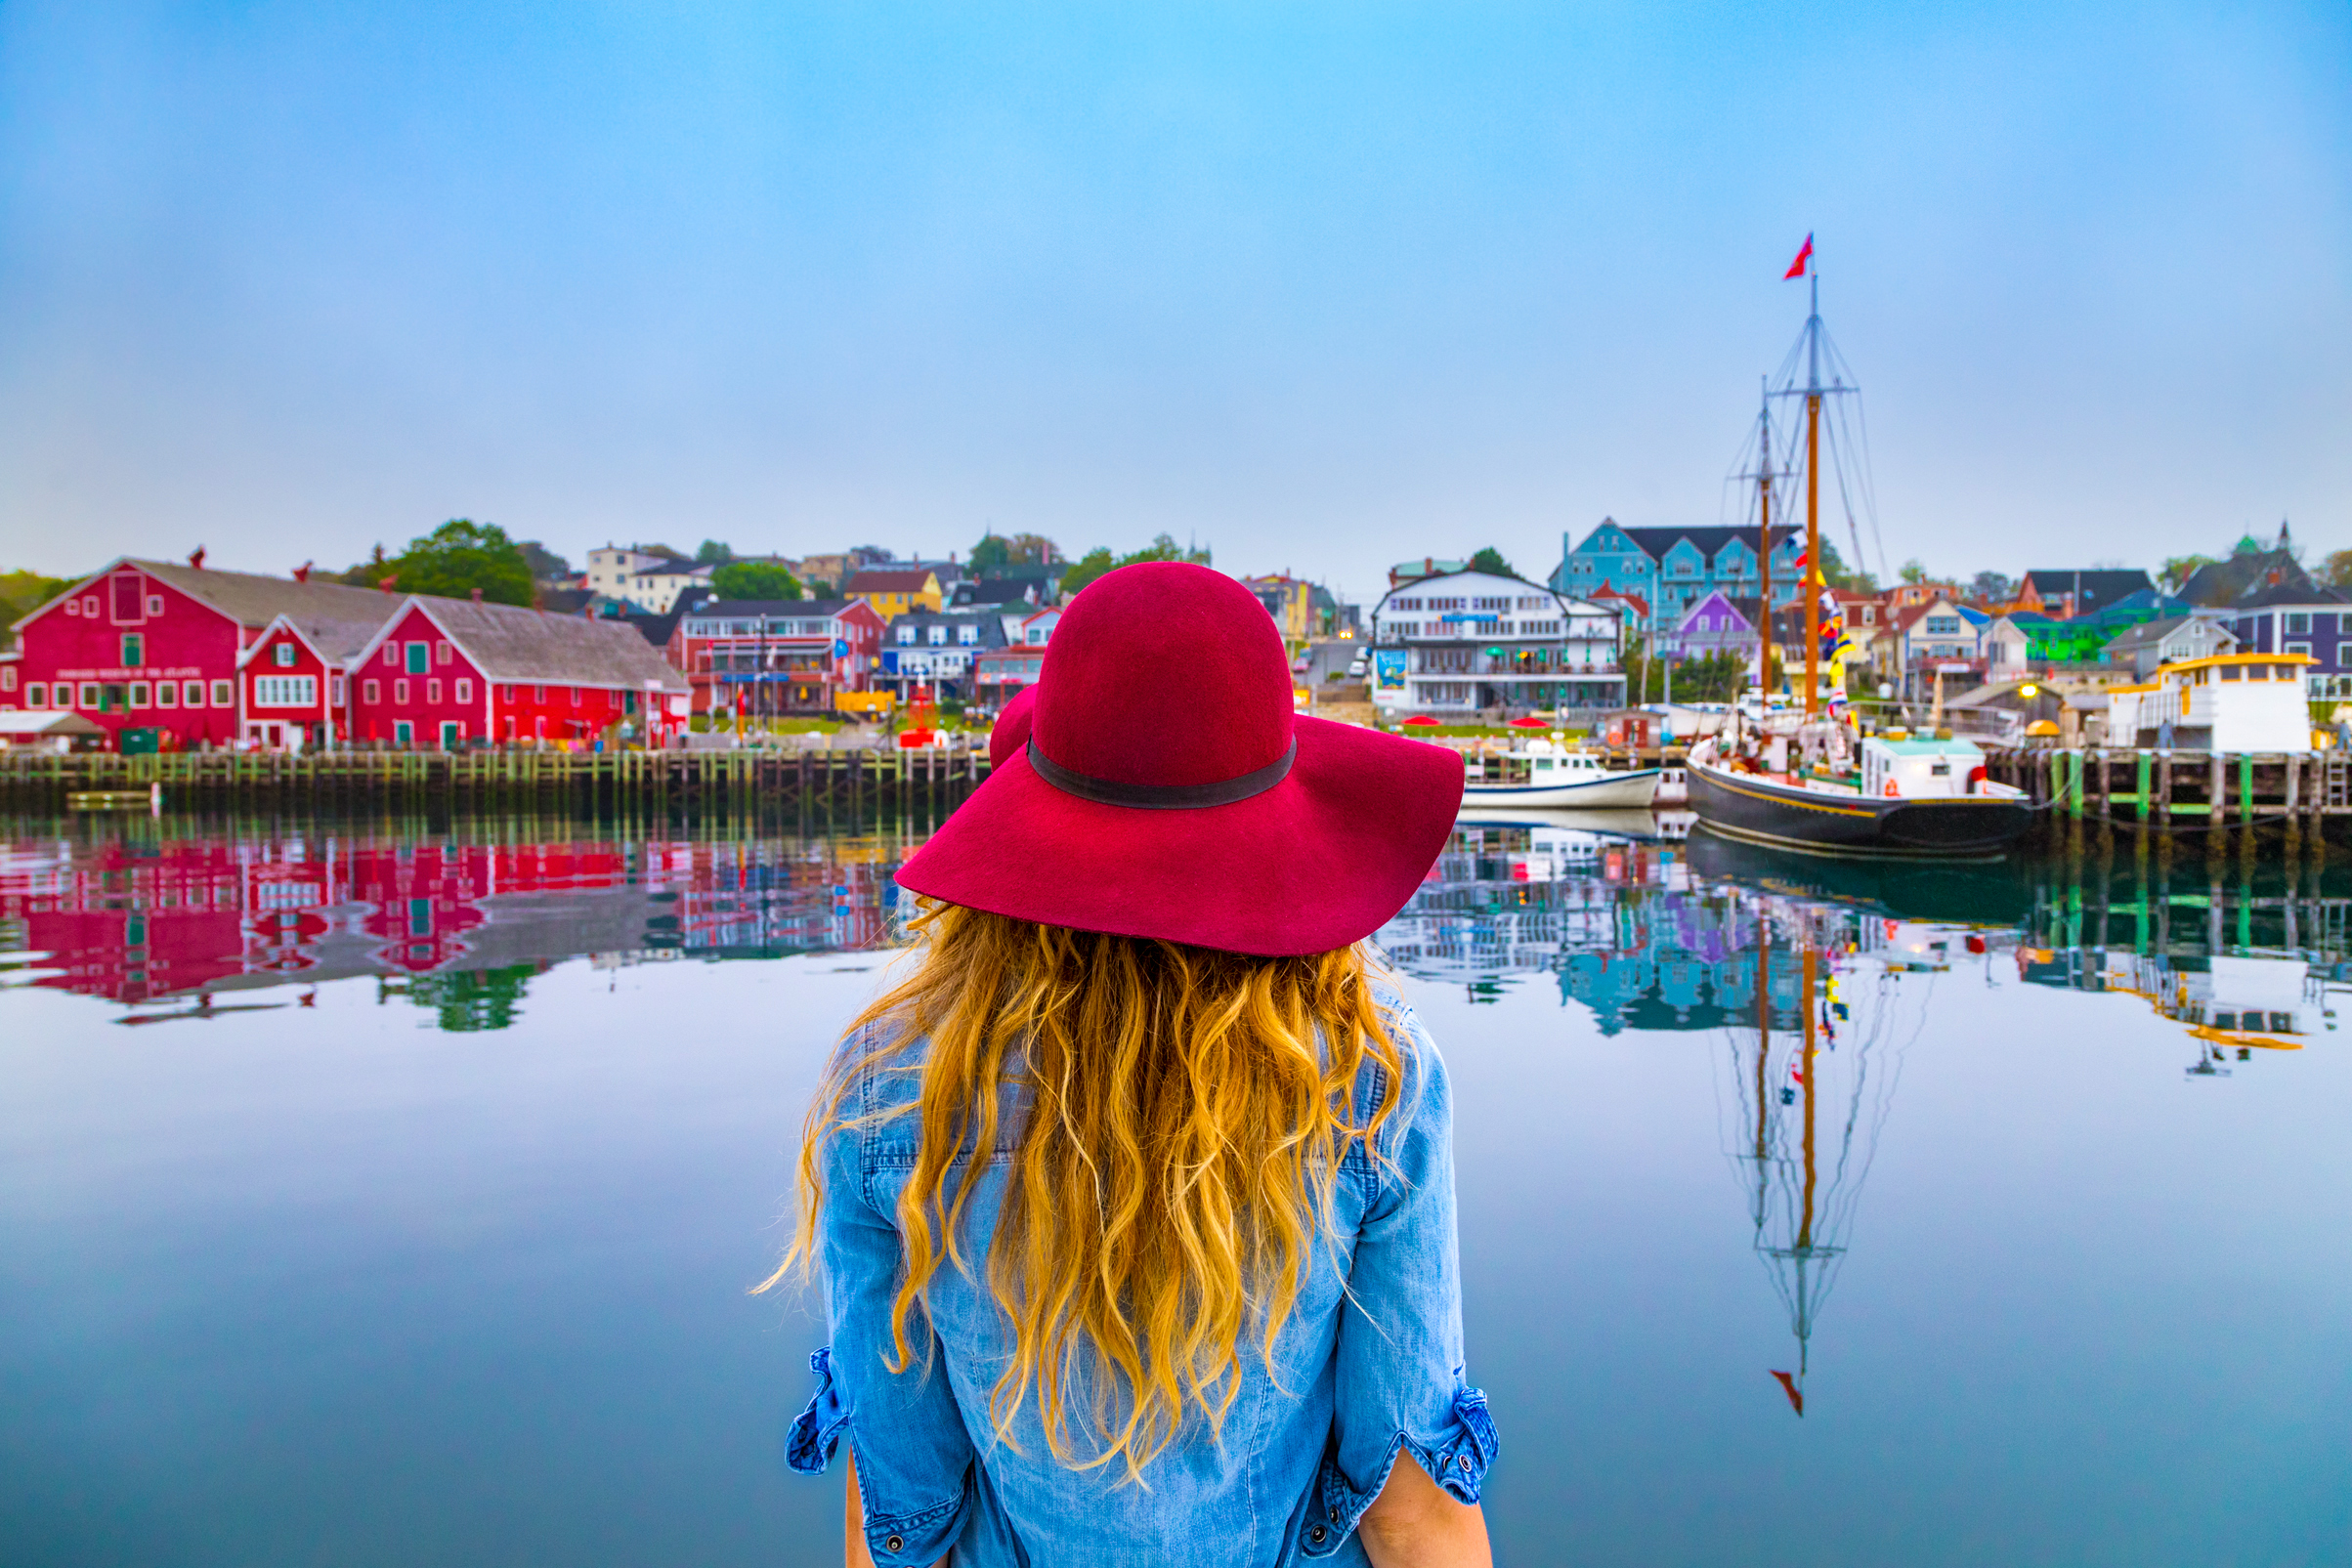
[987,685,1039,770]
[897,562,1463,956]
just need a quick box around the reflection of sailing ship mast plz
[1720,896,1911,1415]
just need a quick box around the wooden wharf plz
[0,744,994,818]
[1983,746,2352,850]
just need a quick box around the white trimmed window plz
[27,681,48,706]
[254,675,318,707]
[275,643,296,667]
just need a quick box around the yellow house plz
[843,569,943,622]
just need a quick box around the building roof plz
[113,559,417,635]
[2021,569,2156,609]
[2233,580,2347,610]
[1587,585,1649,617]
[0,709,105,737]
[2178,550,2312,609]
[1606,525,1798,560]
[952,578,1046,607]
[845,569,940,594]
[692,598,865,619]
[2102,614,2235,655]
[887,609,1008,647]
[386,597,689,692]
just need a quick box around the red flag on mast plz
[1783,233,1814,279]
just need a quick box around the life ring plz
[1883,780,1900,797]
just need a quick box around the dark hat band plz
[1026,737,1298,811]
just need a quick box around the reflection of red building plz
[0,830,904,1009]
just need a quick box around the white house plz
[585,546,713,614]
[1369,570,1624,715]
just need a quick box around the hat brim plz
[896,715,1464,956]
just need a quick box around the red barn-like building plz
[3,556,690,749]
[348,597,687,746]
[4,558,407,748]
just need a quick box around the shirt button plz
[883,1535,903,1553]
[1309,1524,1328,1545]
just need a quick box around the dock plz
[1983,746,2352,849]
[0,744,995,818]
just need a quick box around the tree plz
[1469,546,1514,577]
[711,561,803,601]
[1898,558,1931,585]
[1058,547,1117,597]
[337,543,393,587]
[2160,554,2218,594]
[516,540,573,581]
[381,521,535,606]
[1812,538,1877,593]
[970,531,1062,573]
[1059,534,1217,597]
[696,540,734,566]
[1969,571,2016,606]
[0,570,72,649]
[2321,550,2352,589]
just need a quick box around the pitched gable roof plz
[2020,569,2155,613]
[1614,525,1798,562]
[845,569,940,594]
[128,558,413,632]
[364,596,687,691]
[2179,551,2311,609]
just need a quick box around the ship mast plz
[1755,385,1775,707]
[1804,275,1823,718]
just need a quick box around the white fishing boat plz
[1461,738,1662,810]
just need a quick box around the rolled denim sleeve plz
[1308,1021,1498,1556]
[787,1078,979,1567]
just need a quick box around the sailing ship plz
[1685,246,2033,860]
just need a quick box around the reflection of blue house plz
[1551,519,1802,633]
[1559,935,1811,1035]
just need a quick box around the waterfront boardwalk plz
[0,742,994,816]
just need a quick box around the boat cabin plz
[2105,652,2316,752]
[1859,735,1988,800]
[1468,737,1615,784]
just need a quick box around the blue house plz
[1551,518,1803,633]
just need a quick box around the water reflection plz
[0,815,929,1022]
[4,811,2349,1562]
[1380,812,2352,1420]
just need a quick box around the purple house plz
[1663,590,1761,665]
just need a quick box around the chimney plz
[189,546,207,570]
[293,561,312,583]
[471,587,484,603]
[377,574,398,593]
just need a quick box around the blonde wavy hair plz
[764,898,1408,1481]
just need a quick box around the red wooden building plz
[347,596,688,746]
[2,557,406,749]
[665,598,884,719]
[2,555,688,750]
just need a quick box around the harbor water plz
[3,812,2348,1565]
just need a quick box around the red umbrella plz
[1508,716,1550,729]
[1401,714,1440,727]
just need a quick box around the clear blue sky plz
[2,1,2345,603]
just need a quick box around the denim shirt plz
[785,996,1496,1567]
